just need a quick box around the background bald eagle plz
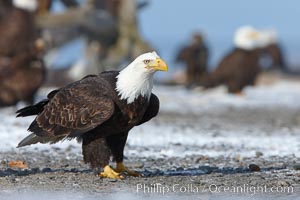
[0,0,45,106]
[199,26,263,93]
[16,52,168,179]
[176,33,209,88]
[258,30,287,71]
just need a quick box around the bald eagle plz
[0,0,45,106]
[176,33,209,88]
[17,52,168,179]
[199,26,262,93]
[258,30,286,71]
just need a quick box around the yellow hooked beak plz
[248,31,260,39]
[148,58,168,72]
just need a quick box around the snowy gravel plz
[1,80,300,158]
[0,77,300,199]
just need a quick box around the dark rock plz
[42,168,52,173]
[70,168,79,173]
[31,167,40,173]
[249,164,261,172]
[176,167,184,171]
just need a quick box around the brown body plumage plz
[200,48,261,93]
[0,1,45,106]
[0,3,36,56]
[17,51,167,179]
[17,71,159,169]
[0,52,45,106]
[176,34,209,87]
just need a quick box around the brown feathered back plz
[0,8,36,57]
[32,75,115,137]
[200,48,261,93]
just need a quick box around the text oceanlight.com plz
[136,183,294,195]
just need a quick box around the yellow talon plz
[115,162,142,177]
[99,165,124,179]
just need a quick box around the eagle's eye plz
[143,60,151,65]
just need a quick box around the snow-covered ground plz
[156,81,300,114]
[1,79,300,159]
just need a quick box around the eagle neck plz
[115,68,153,104]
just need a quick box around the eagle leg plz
[99,165,124,179]
[114,162,142,177]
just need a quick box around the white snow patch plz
[0,107,80,152]
[0,80,299,159]
[126,122,300,158]
[154,81,300,114]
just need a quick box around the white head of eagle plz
[13,0,38,12]
[116,51,168,104]
[257,29,278,48]
[234,26,261,51]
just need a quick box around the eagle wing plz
[137,94,159,126]
[30,77,115,138]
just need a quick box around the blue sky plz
[51,0,300,69]
[138,0,300,67]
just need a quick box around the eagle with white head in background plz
[17,52,168,179]
[199,26,264,93]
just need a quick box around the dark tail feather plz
[17,133,40,147]
[16,99,49,117]
[17,133,66,147]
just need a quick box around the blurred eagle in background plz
[17,52,168,179]
[176,33,209,88]
[199,26,263,93]
[0,0,45,106]
[258,29,287,71]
